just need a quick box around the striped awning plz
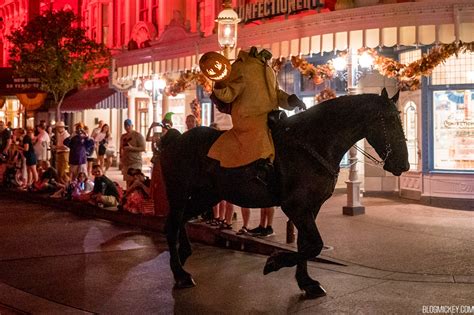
[61,87,128,112]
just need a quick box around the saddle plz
[204,110,289,206]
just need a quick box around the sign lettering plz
[237,0,325,23]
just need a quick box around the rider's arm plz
[213,66,244,104]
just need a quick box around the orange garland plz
[163,71,212,97]
[160,41,474,95]
[362,41,474,90]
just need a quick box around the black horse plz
[161,89,409,298]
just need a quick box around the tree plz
[7,9,111,121]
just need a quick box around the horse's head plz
[366,89,409,176]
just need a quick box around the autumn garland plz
[163,71,212,97]
[160,41,474,95]
[362,41,474,90]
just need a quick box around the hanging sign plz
[237,0,325,23]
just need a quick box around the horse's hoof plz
[263,256,279,275]
[174,277,196,289]
[303,283,327,299]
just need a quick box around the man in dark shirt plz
[90,164,120,207]
[0,120,12,163]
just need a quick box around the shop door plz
[135,98,151,151]
[398,90,423,200]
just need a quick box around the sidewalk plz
[225,194,473,283]
[5,167,474,285]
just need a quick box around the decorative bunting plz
[157,41,474,95]
[362,41,474,90]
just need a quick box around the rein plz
[352,110,396,168]
[353,143,391,167]
[280,127,339,178]
[293,138,340,177]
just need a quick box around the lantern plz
[199,52,232,82]
[216,1,240,58]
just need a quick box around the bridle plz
[353,110,400,168]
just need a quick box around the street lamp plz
[144,77,167,124]
[216,0,240,58]
[332,49,373,216]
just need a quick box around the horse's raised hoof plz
[263,255,279,275]
[173,276,196,289]
[302,283,327,299]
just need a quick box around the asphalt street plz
[0,197,473,314]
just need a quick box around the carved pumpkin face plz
[199,52,231,82]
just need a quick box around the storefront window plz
[431,51,474,85]
[432,89,474,171]
[168,95,185,132]
[404,101,418,170]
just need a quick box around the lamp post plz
[216,0,240,59]
[144,77,167,124]
[333,49,374,216]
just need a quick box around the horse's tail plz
[160,128,181,150]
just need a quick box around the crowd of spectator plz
[0,116,275,236]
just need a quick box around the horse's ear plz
[381,88,389,99]
[391,90,400,104]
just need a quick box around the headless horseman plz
[202,47,306,169]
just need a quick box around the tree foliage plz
[7,9,111,119]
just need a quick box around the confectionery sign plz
[237,0,325,23]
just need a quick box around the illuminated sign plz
[237,0,325,23]
[0,68,42,95]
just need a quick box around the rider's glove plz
[288,94,306,110]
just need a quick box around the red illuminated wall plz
[0,0,220,67]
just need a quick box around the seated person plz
[123,168,152,214]
[90,164,121,208]
[51,172,94,200]
[33,160,59,192]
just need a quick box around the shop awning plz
[61,87,128,112]
[113,0,474,81]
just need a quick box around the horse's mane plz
[286,94,383,137]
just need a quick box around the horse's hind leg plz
[178,220,192,266]
[166,209,196,289]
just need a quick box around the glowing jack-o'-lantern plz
[199,52,231,82]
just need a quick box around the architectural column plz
[343,49,365,216]
[161,93,169,118]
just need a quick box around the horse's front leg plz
[264,207,326,298]
[295,238,326,299]
[166,210,196,289]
